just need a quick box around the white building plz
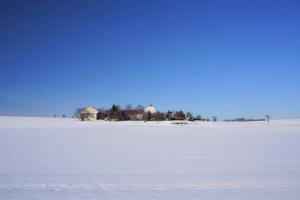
[80,107,99,120]
[146,104,156,114]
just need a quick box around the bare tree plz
[194,115,202,121]
[212,116,217,122]
[97,109,108,120]
[125,104,132,110]
[186,112,194,121]
[136,105,144,110]
[152,112,165,121]
[143,111,152,121]
[266,115,270,123]
[166,111,174,120]
[97,107,106,112]
[73,108,84,118]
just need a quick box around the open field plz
[0,116,300,199]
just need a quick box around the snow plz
[0,116,300,199]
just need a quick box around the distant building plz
[80,107,98,121]
[121,109,145,120]
[146,104,156,114]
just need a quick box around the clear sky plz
[0,0,299,119]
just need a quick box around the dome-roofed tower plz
[146,104,156,114]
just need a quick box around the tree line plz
[73,104,270,122]
[74,104,216,122]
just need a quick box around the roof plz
[146,105,156,113]
[121,109,145,115]
[82,107,99,114]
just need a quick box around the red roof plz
[121,109,145,115]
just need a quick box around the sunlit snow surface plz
[0,116,300,199]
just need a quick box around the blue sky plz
[0,0,299,119]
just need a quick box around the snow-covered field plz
[0,116,300,199]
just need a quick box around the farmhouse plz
[121,109,145,120]
[80,107,98,121]
[77,104,158,121]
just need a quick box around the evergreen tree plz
[143,111,152,121]
[108,104,121,120]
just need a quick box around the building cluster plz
[78,104,157,121]
[76,105,270,122]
